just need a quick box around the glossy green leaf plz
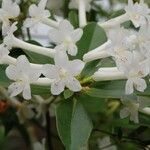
[63,89,74,99]
[68,10,79,28]
[56,100,73,149]
[70,100,93,150]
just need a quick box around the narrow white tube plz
[12,37,55,58]
[98,13,128,29]
[93,67,126,81]
[83,40,111,62]
[41,18,59,28]
[78,0,87,27]
[32,78,54,86]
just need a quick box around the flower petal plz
[59,20,74,33]
[125,79,134,95]
[70,28,83,43]
[6,65,18,80]
[120,107,130,119]
[51,81,65,95]
[8,82,24,97]
[42,64,59,79]
[68,60,85,76]
[24,18,38,28]
[133,78,147,92]
[66,77,82,92]
[67,43,78,56]
[23,83,31,100]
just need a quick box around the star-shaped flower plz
[125,0,150,28]
[120,98,140,123]
[42,51,85,95]
[24,0,50,28]
[0,0,20,36]
[49,20,83,56]
[69,0,92,12]
[125,56,149,95]
[6,55,41,100]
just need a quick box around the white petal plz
[59,20,74,33]
[29,4,38,17]
[68,60,85,76]
[67,43,78,56]
[130,109,139,123]
[29,68,41,82]
[23,83,31,100]
[49,28,63,44]
[66,77,82,92]
[2,20,10,36]
[6,65,18,80]
[23,18,38,28]
[125,79,134,95]
[54,51,69,68]
[70,28,83,43]
[120,107,130,119]
[16,55,31,73]
[133,78,147,92]
[51,81,65,95]
[8,82,24,97]
[42,64,59,79]
[0,45,9,59]
[43,10,50,18]
[38,0,47,9]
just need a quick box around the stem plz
[27,28,31,40]
[98,13,128,29]
[41,18,59,28]
[92,67,126,81]
[45,111,53,150]
[78,0,87,27]
[12,37,55,58]
[83,40,111,62]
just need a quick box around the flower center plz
[59,68,68,79]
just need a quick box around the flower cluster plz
[0,0,84,100]
[84,0,150,95]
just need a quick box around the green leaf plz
[56,100,93,150]
[68,10,79,28]
[76,22,107,78]
[31,85,51,95]
[63,89,74,99]
[56,100,73,149]
[24,40,54,64]
[0,65,11,87]
[70,100,93,150]
[77,22,107,59]
[85,80,128,99]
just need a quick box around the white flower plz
[6,55,41,100]
[98,136,117,150]
[120,98,140,123]
[125,0,150,28]
[69,0,92,12]
[33,139,45,150]
[3,22,18,50]
[0,44,9,63]
[42,51,85,95]
[0,0,20,35]
[49,20,83,56]
[24,0,50,28]
[125,55,149,95]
